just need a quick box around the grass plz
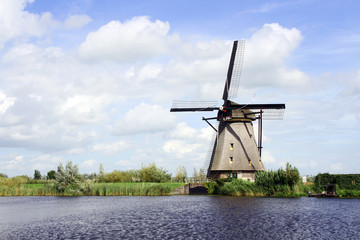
[204,179,312,197]
[0,182,185,197]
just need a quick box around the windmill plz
[170,40,285,181]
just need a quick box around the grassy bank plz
[0,182,185,196]
[205,179,310,197]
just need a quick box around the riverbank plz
[0,182,185,196]
[2,180,359,198]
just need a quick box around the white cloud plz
[29,154,62,163]
[58,95,110,124]
[340,70,360,97]
[162,140,202,159]
[330,162,344,172]
[112,103,177,135]
[29,154,62,172]
[80,159,99,174]
[1,154,23,171]
[0,0,59,49]
[64,14,92,29]
[82,159,97,168]
[169,122,213,141]
[114,160,134,168]
[91,141,129,155]
[0,90,15,114]
[242,23,309,88]
[78,16,180,62]
[261,151,276,163]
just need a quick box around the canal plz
[0,196,359,239]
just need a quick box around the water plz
[0,196,359,239]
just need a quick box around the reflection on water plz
[0,196,359,239]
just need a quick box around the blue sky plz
[0,0,359,177]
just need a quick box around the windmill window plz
[229,157,233,164]
[230,143,234,150]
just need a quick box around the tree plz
[104,170,137,183]
[47,170,56,180]
[193,168,207,182]
[0,173,8,178]
[193,168,198,179]
[285,162,300,190]
[55,161,82,193]
[138,163,171,183]
[198,168,207,181]
[34,169,41,180]
[98,163,105,182]
[174,165,187,182]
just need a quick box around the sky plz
[0,0,359,177]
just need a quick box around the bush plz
[337,189,360,198]
[55,161,83,194]
[104,170,138,183]
[0,173,8,178]
[219,179,260,196]
[315,173,360,190]
[285,163,300,189]
[47,170,56,180]
[204,179,226,195]
[138,163,171,183]
[174,165,187,182]
[34,170,41,180]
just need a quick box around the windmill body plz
[170,40,285,181]
[208,108,265,180]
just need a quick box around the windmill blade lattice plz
[260,108,285,120]
[228,40,245,100]
[170,100,218,112]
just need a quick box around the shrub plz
[47,170,56,180]
[55,161,82,194]
[0,173,8,178]
[285,163,300,189]
[34,170,41,180]
[219,179,259,196]
[138,163,171,183]
[174,165,187,182]
[204,179,226,195]
[104,170,138,183]
[315,173,360,190]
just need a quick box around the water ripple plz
[0,196,359,239]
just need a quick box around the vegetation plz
[0,173,8,178]
[174,165,187,182]
[2,161,360,198]
[205,163,305,197]
[192,168,207,182]
[314,173,360,198]
[47,170,56,180]
[34,170,41,180]
[103,170,137,183]
[55,161,83,195]
[137,163,171,183]
[0,162,182,196]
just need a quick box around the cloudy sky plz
[0,0,359,177]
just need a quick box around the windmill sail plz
[222,40,245,102]
[170,100,218,112]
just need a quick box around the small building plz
[302,176,307,183]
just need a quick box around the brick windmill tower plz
[170,40,285,181]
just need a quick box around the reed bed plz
[0,182,185,197]
[88,182,184,196]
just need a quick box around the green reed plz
[0,181,185,197]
